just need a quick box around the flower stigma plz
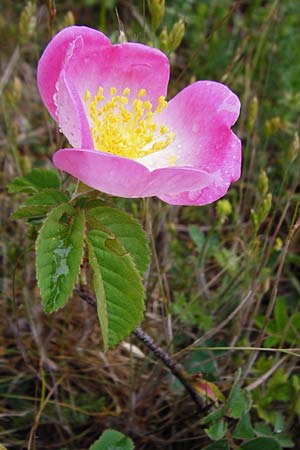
[85,86,175,159]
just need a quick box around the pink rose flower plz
[37,26,241,205]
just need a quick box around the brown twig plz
[74,288,204,413]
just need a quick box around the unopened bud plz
[19,2,36,41]
[118,30,127,44]
[272,116,281,130]
[258,170,268,196]
[250,209,258,233]
[247,96,258,133]
[288,132,299,163]
[20,156,31,175]
[168,19,185,53]
[160,27,169,53]
[148,0,165,31]
[274,237,283,251]
[63,11,75,27]
[258,193,272,224]
[7,77,22,106]
[13,76,22,97]
[264,116,281,137]
[216,199,232,223]
[189,75,196,84]
[264,120,271,138]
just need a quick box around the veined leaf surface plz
[89,429,134,450]
[88,207,150,276]
[7,168,61,193]
[12,190,69,220]
[36,204,85,312]
[87,222,144,348]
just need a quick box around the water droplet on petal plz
[53,92,58,106]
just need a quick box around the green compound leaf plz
[12,205,50,220]
[23,189,69,206]
[233,413,255,440]
[87,217,144,348]
[203,440,229,450]
[12,190,69,220]
[227,383,250,418]
[89,429,134,450]
[201,407,227,425]
[7,168,61,193]
[206,419,227,441]
[253,423,294,448]
[227,369,251,419]
[88,207,150,276]
[36,204,85,313]
[87,239,108,350]
[240,437,281,450]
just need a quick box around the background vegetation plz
[1,0,300,448]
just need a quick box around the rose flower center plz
[84,86,175,159]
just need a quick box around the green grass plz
[1,1,300,449]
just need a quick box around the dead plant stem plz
[75,289,204,413]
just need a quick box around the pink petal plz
[160,81,241,172]
[153,81,241,205]
[62,40,170,110]
[53,149,213,198]
[158,132,241,205]
[39,26,170,151]
[37,26,110,119]
[55,70,93,148]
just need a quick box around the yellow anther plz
[123,87,130,96]
[120,96,128,105]
[84,90,91,102]
[149,123,157,132]
[138,88,147,98]
[155,95,168,113]
[95,86,104,100]
[146,111,153,120]
[132,98,140,109]
[85,85,175,159]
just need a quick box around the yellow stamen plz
[138,88,147,98]
[84,90,91,102]
[84,86,175,159]
[123,87,130,96]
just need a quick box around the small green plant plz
[90,429,134,450]
[199,370,294,449]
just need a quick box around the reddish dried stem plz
[75,288,203,413]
